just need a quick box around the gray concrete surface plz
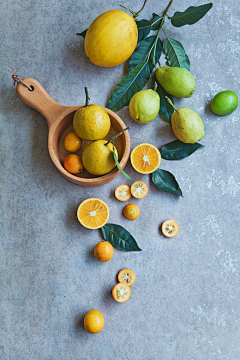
[1,0,240,359]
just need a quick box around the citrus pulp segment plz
[112,283,131,303]
[130,181,148,199]
[130,143,161,174]
[162,219,179,238]
[77,198,109,229]
[118,269,136,286]
[115,184,131,201]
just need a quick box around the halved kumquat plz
[115,184,131,201]
[77,198,110,229]
[162,219,179,238]
[130,143,161,174]
[112,283,131,303]
[118,269,136,286]
[131,181,148,199]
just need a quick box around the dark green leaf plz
[107,61,152,111]
[160,140,205,160]
[150,13,164,30]
[136,19,151,43]
[76,29,88,38]
[163,38,190,70]
[151,72,174,122]
[170,3,213,27]
[152,168,183,196]
[113,142,132,180]
[101,224,142,251]
[128,36,162,73]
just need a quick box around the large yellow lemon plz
[84,10,138,67]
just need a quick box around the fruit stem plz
[165,96,177,111]
[104,127,130,147]
[119,4,137,17]
[134,0,148,19]
[84,87,90,107]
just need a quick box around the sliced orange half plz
[115,184,131,201]
[112,283,131,303]
[130,143,161,174]
[162,219,179,238]
[118,269,136,287]
[77,198,110,229]
[131,181,148,199]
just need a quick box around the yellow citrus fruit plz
[130,181,148,199]
[130,143,161,174]
[63,154,83,174]
[84,310,104,334]
[112,283,131,303]
[94,241,113,262]
[82,140,118,176]
[64,132,82,153]
[162,219,179,238]
[115,184,131,201]
[118,269,136,286]
[84,10,138,67]
[123,204,140,220]
[73,105,111,141]
[77,198,110,229]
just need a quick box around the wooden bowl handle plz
[16,78,67,127]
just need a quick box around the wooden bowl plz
[16,78,130,186]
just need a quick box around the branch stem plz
[105,127,129,147]
[165,96,178,112]
[84,87,90,107]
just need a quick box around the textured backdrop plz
[1,0,240,359]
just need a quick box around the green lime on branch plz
[166,96,205,144]
[129,89,160,124]
[156,66,195,98]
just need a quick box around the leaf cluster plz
[106,2,212,116]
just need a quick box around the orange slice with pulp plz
[130,143,161,174]
[77,198,109,229]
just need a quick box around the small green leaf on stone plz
[151,168,183,196]
[160,140,205,160]
[101,224,142,251]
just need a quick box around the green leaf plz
[163,38,190,70]
[151,72,174,122]
[150,13,164,30]
[101,224,142,251]
[76,29,88,38]
[136,19,151,43]
[113,141,132,180]
[128,36,162,73]
[107,61,152,112]
[160,140,205,160]
[170,3,213,27]
[151,168,183,196]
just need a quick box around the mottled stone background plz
[1,0,240,359]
